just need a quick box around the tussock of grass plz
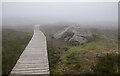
[91,53,118,73]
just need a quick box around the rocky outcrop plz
[54,26,93,44]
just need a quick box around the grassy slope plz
[39,24,68,38]
[40,25,118,74]
[2,29,33,76]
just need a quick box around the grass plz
[91,53,118,73]
[42,25,118,75]
[2,29,33,76]
[39,24,68,38]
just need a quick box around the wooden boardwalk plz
[10,25,49,76]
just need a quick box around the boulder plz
[54,25,93,44]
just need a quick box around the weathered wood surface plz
[10,25,49,76]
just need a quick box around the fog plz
[2,2,118,27]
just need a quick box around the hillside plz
[40,24,118,75]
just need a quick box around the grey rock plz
[54,25,93,44]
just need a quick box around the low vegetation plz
[39,24,68,38]
[91,53,118,73]
[2,28,33,76]
[40,25,118,75]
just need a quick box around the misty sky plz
[2,2,118,25]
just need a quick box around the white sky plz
[1,0,119,2]
[3,2,118,23]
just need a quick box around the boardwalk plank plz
[10,25,49,76]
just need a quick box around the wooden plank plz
[10,25,49,76]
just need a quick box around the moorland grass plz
[46,27,118,74]
[2,29,33,76]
